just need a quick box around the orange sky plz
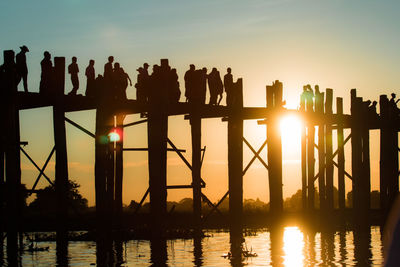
[3,1,399,205]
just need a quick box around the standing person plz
[199,67,208,104]
[113,62,132,100]
[184,64,195,102]
[135,67,145,102]
[224,67,234,106]
[104,56,114,80]
[39,51,53,95]
[208,68,223,105]
[169,68,180,103]
[16,45,29,92]
[67,57,79,95]
[85,60,95,97]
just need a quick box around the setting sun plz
[279,115,303,145]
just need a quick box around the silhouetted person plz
[0,50,17,93]
[149,64,161,102]
[224,67,234,106]
[369,101,377,116]
[184,64,195,102]
[104,56,114,81]
[389,93,399,116]
[208,68,223,105]
[85,60,95,97]
[135,67,145,102]
[67,57,79,95]
[113,62,131,100]
[95,74,104,99]
[200,67,208,104]
[169,68,180,103]
[143,63,150,76]
[15,45,29,92]
[39,51,53,94]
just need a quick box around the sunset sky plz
[1,0,399,206]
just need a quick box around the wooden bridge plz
[1,50,399,254]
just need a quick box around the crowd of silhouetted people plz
[298,84,398,118]
[0,47,238,107]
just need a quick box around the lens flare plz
[108,131,120,142]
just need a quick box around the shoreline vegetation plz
[13,181,384,240]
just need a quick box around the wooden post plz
[95,108,108,232]
[361,105,371,217]
[53,57,69,241]
[148,61,168,236]
[325,89,334,211]
[379,94,399,221]
[315,90,325,211]
[228,78,244,230]
[336,97,345,212]
[306,92,315,211]
[351,89,364,225]
[300,93,307,210]
[191,108,202,234]
[379,95,388,213]
[267,80,283,215]
[114,114,124,229]
[3,50,21,260]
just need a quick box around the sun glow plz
[279,115,303,146]
[283,227,305,266]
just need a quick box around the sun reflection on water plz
[283,227,305,266]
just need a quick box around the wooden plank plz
[336,98,345,212]
[325,89,334,211]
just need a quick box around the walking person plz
[39,51,53,95]
[67,57,79,95]
[16,45,29,92]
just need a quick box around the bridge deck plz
[16,92,370,128]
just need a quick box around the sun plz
[279,115,303,144]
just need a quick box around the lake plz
[1,226,384,266]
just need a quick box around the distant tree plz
[29,180,88,213]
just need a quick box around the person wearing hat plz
[16,45,29,92]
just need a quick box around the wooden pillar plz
[306,93,315,211]
[361,108,371,215]
[300,95,307,210]
[267,80,283,215]
[325,89,334,211]
[315,90,325,211]
[379,95,389,213]
[53,57,69,240]
[336,97,346,212]
[351,89,364,225]
[114,114,124,229]
[379,94,398,220]
[3,50,21,259]
[190,108,202,234]
[228,78,244,230]
[148,65,168,236]
[95,108,108,231]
